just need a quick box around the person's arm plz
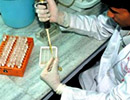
[40,57,130,100]
[35,0,118,40]
[65,12,117,40]
[61,73,130,100]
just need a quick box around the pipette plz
[38,0,62,71]
[39,0,53,55]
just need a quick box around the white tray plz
[39,46,58,68]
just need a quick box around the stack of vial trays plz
[0,35,34,77]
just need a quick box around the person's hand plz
[40,57,61,91]
[35,0,60,23]
[35,0,69,27]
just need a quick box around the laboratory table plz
[0,15,109,100]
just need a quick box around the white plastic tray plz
[39,46,58,68]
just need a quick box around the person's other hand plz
[40,57,60,91]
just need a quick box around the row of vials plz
[0,35,29,69]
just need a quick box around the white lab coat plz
[61,13,130,100]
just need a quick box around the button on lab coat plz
[61,13,130,100]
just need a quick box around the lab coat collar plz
[97,26,121,82]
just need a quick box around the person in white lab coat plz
[35,0,130,99]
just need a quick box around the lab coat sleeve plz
[61,73,130,100]
[63,12,117,40]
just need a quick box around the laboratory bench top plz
[0,15,108,100]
